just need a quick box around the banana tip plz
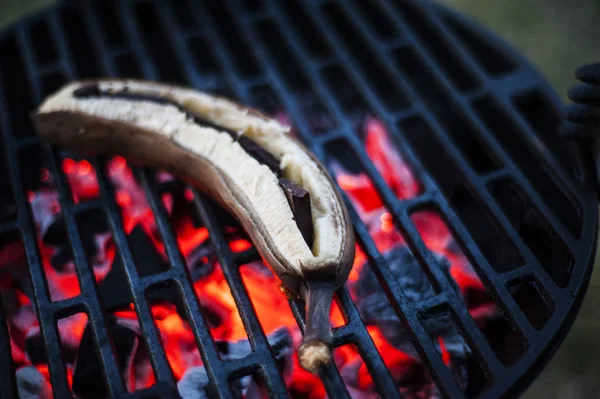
[298,341,331,373]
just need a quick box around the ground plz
[2,0,600,397]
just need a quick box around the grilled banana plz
[33,79,355,372]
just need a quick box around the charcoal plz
[24,332,48,364]
[215,326,293,364]
[186,241,217,281]
[353,247,469,359]
[29,190,65,245]
[177,367,214,399]
[72,320,140,398]
[49,248,73,273]
[245,378,269,399]
[0,290,21,314]
[354,246,454,302]
[179,342,288,399]
[99,225,169,311]
[267,327,294,374]
[169,188,204,231]
[16,366,52,399]
[98,255,133,311]
[128,225,168,278]
[77,209,110,261]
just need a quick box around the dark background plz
[1,0,599,397]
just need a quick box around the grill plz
[0,0,597,398]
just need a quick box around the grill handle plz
[561,62,600,190]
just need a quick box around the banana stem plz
[298,281,335,373]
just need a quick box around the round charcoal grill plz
[0,0,596,398]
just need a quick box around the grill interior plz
[0,0,597,398]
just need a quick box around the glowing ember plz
[0,118,495,397]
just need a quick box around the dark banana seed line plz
[73,84,315,246]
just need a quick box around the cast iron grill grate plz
[0,0,596,398]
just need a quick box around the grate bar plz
[152,0,203,88]
[51,4,181,392]
[384,1,582,252]
[70,199,105,214]
[0,1,595,398]
[49,295,86,317]
[125,1,291,394]
[496,94,586,244]
[22,13,126,397]
[382,0,488,89]
[190,193,292,397]
[96,1,236,387]
[134,169,233,396]
[335,289,402,398]
[115,0,159,80]
[374,1,573,322]
[482,169,511,183]
[96,163,178,387]
[63,3,181,388]
[0,145,58,399]
[223,0,403,396]
[499,266,537,284]
[265,1,478,395]
[89,0,254,393]
[14,135,42,149]
[0,29,72,399]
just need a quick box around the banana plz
[32,79,355,373]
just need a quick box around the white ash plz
[16,366,52,399]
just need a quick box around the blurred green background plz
[2,0,599,397]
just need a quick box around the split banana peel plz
[32,80,355,373]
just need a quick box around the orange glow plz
[15,290,30,306]
[438,337,451,366]
[229,238,252,253]
[330,299,345,328]
[36,365,50,380]
[178,227,209,257]
[336,172,384,213]
[184,188,195,202]
[380,211,394,233]
[62,158,76,174]
[67,366,73,389]
[358,327,416,389]
[239,265,298,335]
[111,155,127,170]
[58,313,88,345]
[78,160,92,176]
[116,192,131,207]
[365,117,421,199]
[62,158,100,203]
